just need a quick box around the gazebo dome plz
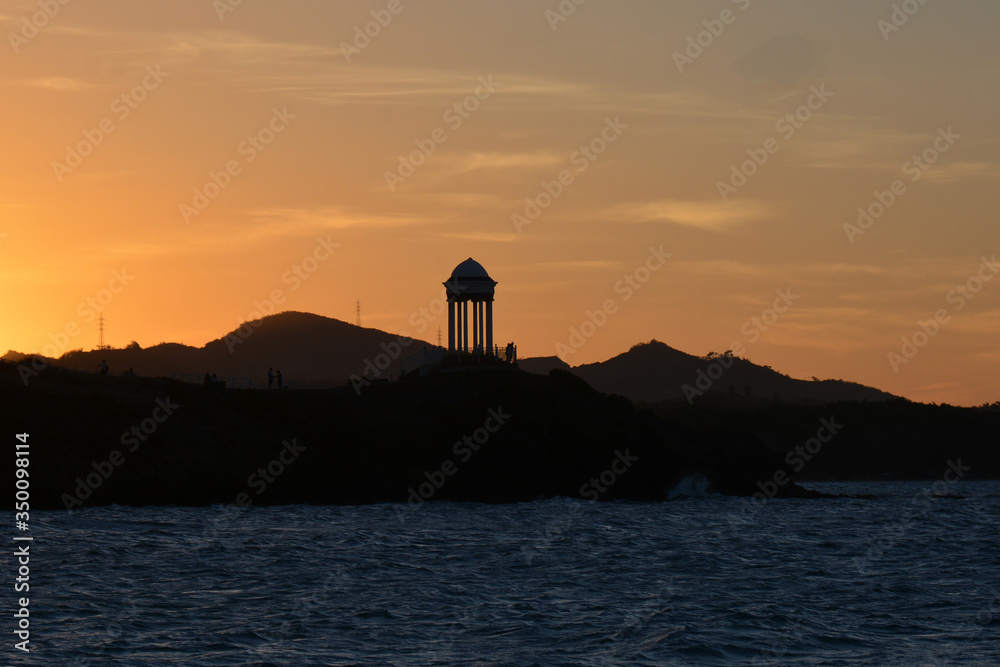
[449,257,492,281]
[443,257,498,356]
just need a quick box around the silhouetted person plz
[276,369,283,389]
[267,367,274,390]
[98,360,109,375]
[204,372,211,385]
[125,368,135,377]
[505,343,513,363]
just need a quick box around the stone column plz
[447,299,456,352]
[486,299,493,355]
[462,300,469,353]
[472,298,479,352]
[479,301,485,352]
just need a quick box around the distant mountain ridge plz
[4,314,895,402]
[3,311,434,388]
[540,340,895,404]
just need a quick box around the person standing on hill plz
[276,369,283,389]
[267,367,274,390]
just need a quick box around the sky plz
[1,0,998,406]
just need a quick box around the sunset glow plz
[2,0,999,405]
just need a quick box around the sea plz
[18,481,1000,666]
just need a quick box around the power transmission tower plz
[98,313,107,351]
[355,299,361,327]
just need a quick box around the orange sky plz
[2,1,998,406]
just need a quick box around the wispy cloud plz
[437,230,520,243]
[920,161,1000,183]
[531,260,623,271]
[90,206,425,258]
[668,259,770,278]
[23,77,100,92]
[608,199,772,230]
[435,151,563,174]
[240,206,426,235]
[792,122,930,171]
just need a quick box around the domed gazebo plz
[444,258,497,354]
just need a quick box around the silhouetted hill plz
[647,397,1000,480]
[549,341,895,404]
[3,311,434,388]
[517,356,571,376]
[0,361,820,508]
[5,320,894,402]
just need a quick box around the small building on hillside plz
[399,258,516,379]
[444,257,498,355]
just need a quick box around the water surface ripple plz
[18,481,1000,665]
